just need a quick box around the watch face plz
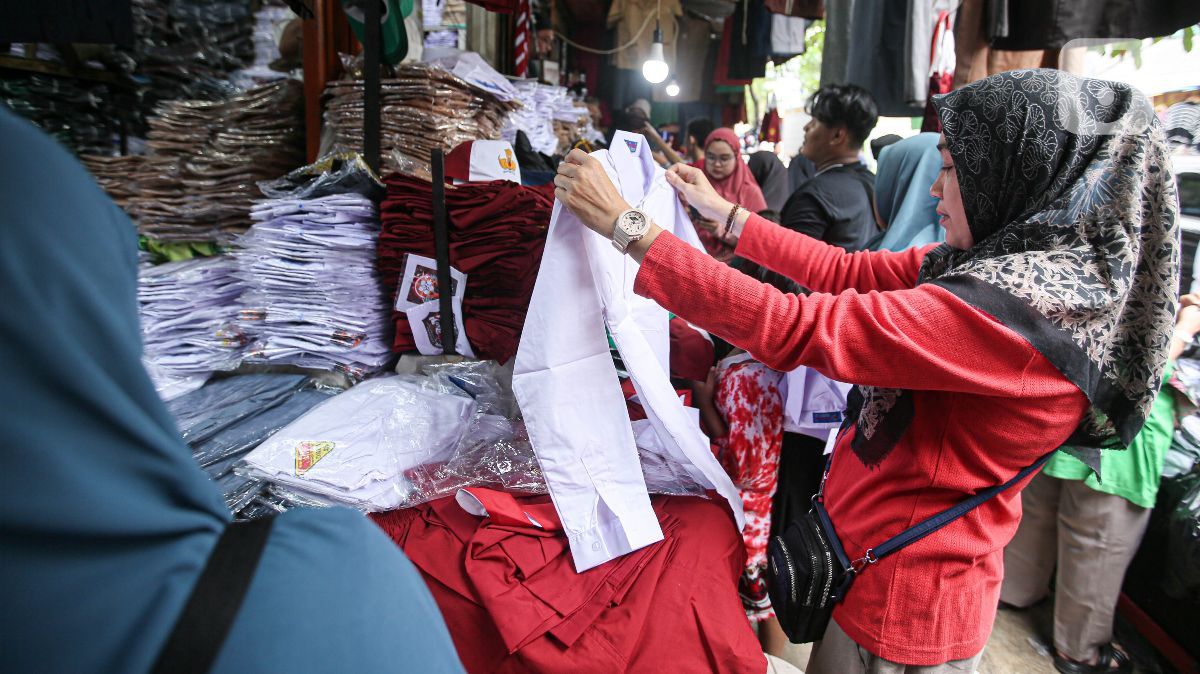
[620,210,647,234]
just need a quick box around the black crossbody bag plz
[766,450,1053,643]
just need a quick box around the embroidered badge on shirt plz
[498,148,517,173]
[625,139,639,153]
[295,440,335,475]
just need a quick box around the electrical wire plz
[553,12,655,54]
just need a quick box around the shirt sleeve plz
[736,213,936,293]
[635,232,1068,398]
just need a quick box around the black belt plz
[150,514,277,674]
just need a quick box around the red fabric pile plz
[371,490,764,674]
[378,174,551,363]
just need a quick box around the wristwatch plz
[611,208,651,253]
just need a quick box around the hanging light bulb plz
[642,23,669,84]
[665,80,680,97]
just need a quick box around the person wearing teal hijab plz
[0,106,464,673]
[869,132,946,251]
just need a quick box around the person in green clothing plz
[1000,298,1200,674]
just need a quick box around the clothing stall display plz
[989,0,1200,52]
[130,0,256,107]
[139,256,249,399]
[371,490,766,674]
[237,193,393,378]
[79,155,146,210]
[501,80,591,156]
[124,80,305,243]
[951,0,1046,89]
[514,130,744,572]
[323,62,517,179]
[377,173,551,364]
[0,72,138,156]
[228,2,295,90]
[2,105,468,674]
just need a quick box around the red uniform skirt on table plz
[371,489,764,674]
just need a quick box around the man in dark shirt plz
[781,84,880,251]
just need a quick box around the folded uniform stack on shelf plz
[323,62,516,179]
[377,173,551,364]
[236,192,393,378]
[501,81,590,157]
[230,1,295,90]
[79,154,146,210]
[125,80,304,243]
[131,0,254,107]
[0,73,134,156]
[139,256,249,398]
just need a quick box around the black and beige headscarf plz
[847,69,1180,473]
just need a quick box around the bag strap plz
[151,515,278,674]
[816,443,1054,573]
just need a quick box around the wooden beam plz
[302,0,356,163]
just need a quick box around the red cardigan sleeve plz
[735,213,939,293]
[636,232,1069,398]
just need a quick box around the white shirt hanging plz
[513,130,744,572]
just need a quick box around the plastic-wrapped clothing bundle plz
[378,174,551,363]
[131,0,254,107]
[124,80,305,243]
[139,256,249,395]
[194,386,339,513]
[397,360,707,508]
[0,72,138,156]
[239,375,479,510]
[166,373,309,444]
[237,191,393,377]
[322,62,516,179]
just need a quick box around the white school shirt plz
[780,366,853,440]
[241,376,477,510]
[513,130,744,572]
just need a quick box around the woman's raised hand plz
[554,148,630,238]
[666,163,733,222]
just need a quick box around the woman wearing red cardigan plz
[552,70,1179,673]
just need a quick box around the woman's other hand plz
[694,217,721,235]
[666,163,732,222]
[555,149,630,238]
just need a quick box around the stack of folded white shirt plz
[139,256,248,398]
[237,193,393,378]
[502,80,568,156]
[239,376,478,510]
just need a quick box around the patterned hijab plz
[846,70,1180,473]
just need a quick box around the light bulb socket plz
[653,21,663,44]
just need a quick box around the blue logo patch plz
[625,139,640,153]
[812,411,843,424]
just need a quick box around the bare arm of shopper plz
[643,122,685,166]
[1170,304,1200,361]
